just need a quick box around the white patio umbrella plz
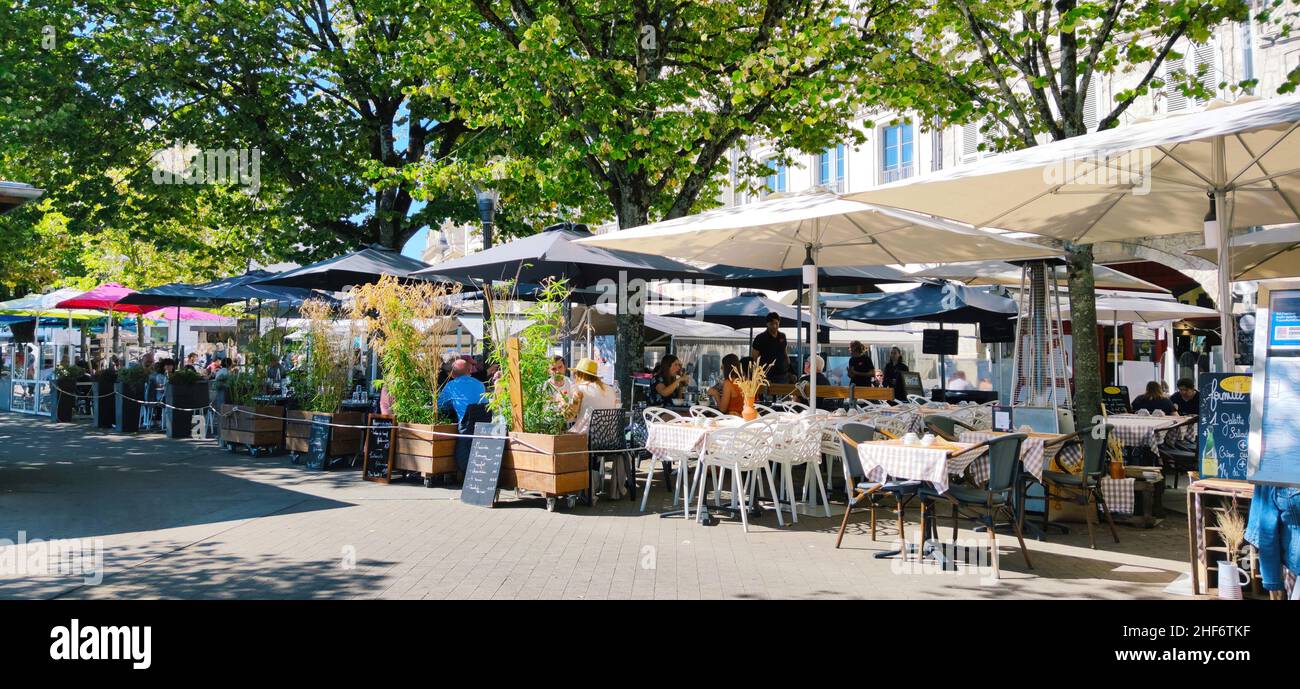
[1188,224,1300,281]
[1053,295,1220,379]
[575,189,1058,405]
[912,260,1168,292]
[850,95,1300,367]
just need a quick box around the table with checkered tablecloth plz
[1105,415,1187,453]
[855,439,980,495]
[645,418,743,461]
[957,431,1061,483]
[1099,477,1135,514]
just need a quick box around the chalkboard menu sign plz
[305,414,332,470]
[1101,385,1131,415]
[1197,373,1251,479]
[461,421,508,508]
[362,414,396,484]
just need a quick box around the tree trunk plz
[1066,242,1102,427]
[614,197,649,406]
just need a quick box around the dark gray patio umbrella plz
[836,282,1018,388]
[665,292,833,329]
[254,245,435,291]
[409,223,715,286]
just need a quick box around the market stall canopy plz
[703,262,918,291]
[911,260,1168,292]
[1058,295,1222,324]
[0,180,43,214]
[574,190,1059,269]
[254,246,433,291]
[848,96,1300,241]
[411,223,715,286]
[1187,225,1300,281]
[835,282,1018,326]
[665,292,834,329]
[54,283,155,314]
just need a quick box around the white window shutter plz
[1194,42,1218,104]
[961,123,980,163]
[1165,55,1188,113]
[1083,83,1099,131]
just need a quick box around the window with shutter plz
[961,123,980,163]
[1083,84,1100,131]
[1194,43,1218,103]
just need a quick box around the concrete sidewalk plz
[0,413,1190,599]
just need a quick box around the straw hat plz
[572,357,600,377]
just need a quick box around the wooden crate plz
[220,404,285,447]
[284,410,366,456]
[501,432,588,496]
[394,422,458,476]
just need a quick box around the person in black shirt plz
[1131,380,1175,414]
[882,346,909,400]
[751,312,791,383]
[1173,377,1200,415]
[846,341,875,388]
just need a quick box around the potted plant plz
[164,366,208,438]
[92,366,117,428]
[732,360,768,421]
[351,276,460,481]
[114,365,150,433]
[52,364,86,423]
[486,280,589,501]
[284,299,365,466]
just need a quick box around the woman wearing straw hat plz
[567,358,620,434]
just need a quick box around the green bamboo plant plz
[485,278,571,435]
[296,299,351,413]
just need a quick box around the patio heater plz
[1010,260,1074,432]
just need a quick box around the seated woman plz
[645,354,691,407]
[793,354,837,411]
[706,354,745,416]
[1131,380,1174,415]
[568,358,621,433]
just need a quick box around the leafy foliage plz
[296,299,352,413]
[168,367,202,385]
[350,275,459,424]
[116,365,150,386]
[485,279,570,435]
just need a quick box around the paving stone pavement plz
[0,414,1192,599]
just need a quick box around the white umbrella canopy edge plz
[1187,224,1300,281]
[575,189,1061,406]
[911,259,1169,292]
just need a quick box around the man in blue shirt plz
[440,358,486,421]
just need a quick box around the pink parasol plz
[143,306,234,323]
[54,282,154,314]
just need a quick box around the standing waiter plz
[750,312,792,383]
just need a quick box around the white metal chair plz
[768,416,832,523]
[779,401,810,414]
[689,404,727,419]
[693,419,783,532]
[639,407,696,515]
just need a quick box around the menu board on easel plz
[1197,373,1251,479]
[1248,288,1300,487]
[1101,385,1131,415]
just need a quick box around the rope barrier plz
[67,389,649,455]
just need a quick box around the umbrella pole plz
[1113,312,1119,384]
[1212,136,1237,371]
[939,321,946,397]
[174,304,181,362]
[795,282,804,376]
[809,251,819,412]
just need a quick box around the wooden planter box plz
[394,422,459,477]
[220,404,285,448]
[501,432,589,496]
[285,410,366,456]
